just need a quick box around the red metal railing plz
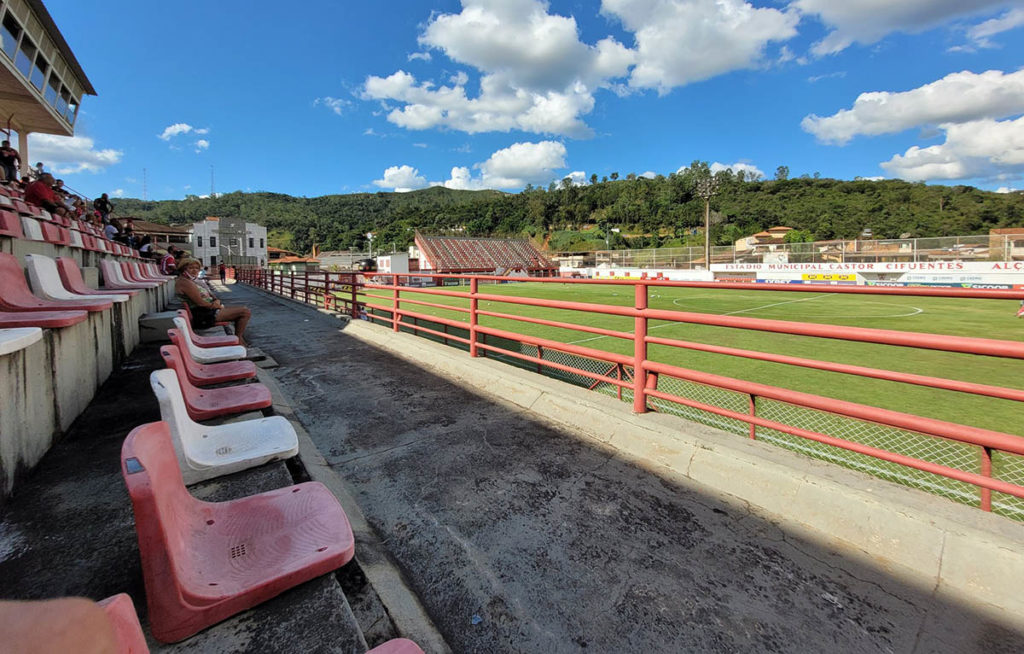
[238,268,1024,514]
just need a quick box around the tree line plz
[112,162,1023,254]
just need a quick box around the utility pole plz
[695,175,720,269]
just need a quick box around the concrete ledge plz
[0,336,56,498]
[342,318,1024,625]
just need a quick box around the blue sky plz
[28,0,1024,201]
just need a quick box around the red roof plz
[415,234,556,273]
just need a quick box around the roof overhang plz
[0,63,71,135]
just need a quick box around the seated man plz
[24,173,68,217]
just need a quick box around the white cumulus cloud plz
[28,133,122,174]
[602,0,798,92]
[880,116,1024,182]
[964,7,1024,48]
[314,96,351,116]
[158,123,194,140]
[710,161,766,179]
[793,0,1011,55]
[802,69,1024,144]
[112,188,125,197]
[362,0,803,137]
[373,165,428,192]
[195,139,210,151]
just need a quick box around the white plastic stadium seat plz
[0,327,43,356]
[68,229,85,249]
[171,316,246,363]
[99,259,160,288]
[149,369,298,484]
[19,216,43,241]
[25,254,130,303]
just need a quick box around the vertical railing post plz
[393,274,400,332]
[980,446,993,512]
[290,272,296,299]
[632,281,648,413]
[748,395,757,439]
[469,276,479,357]
[351,274,359,318]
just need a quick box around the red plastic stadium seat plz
[161,345,271,420]
[0,253,113,312]
[0,209,24,238]
[163,336,256,386]
[12,198,38,217]
[99,259,159,290]
[97,594,150,654]
[121,422,355,643]
[0,309,88,328]
[56,256,141,298]
[176,309,239,347]
[367,639,425,654]
[39,221,71,246]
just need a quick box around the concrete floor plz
[238,283,1024,654]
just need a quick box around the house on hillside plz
[734,226,793,253]
[990,228,1024,260]
[128,220,191,249]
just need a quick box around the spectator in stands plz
[138,235,154,258]
[0,140,20,183]
[24,173,68,217]
[175,258,251,344]
[159,248,177,275]
[103,219,119,241]
[31,162,44,180]
[93,193,113,220]
[52,178,68,200]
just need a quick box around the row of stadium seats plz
[109,306,424,648]
[0,229,173,505]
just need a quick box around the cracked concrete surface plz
[239,284,1024,654]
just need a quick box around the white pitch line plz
[567,293,832,345]
[720,293,832,316]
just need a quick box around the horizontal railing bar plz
[394,297,471,314]
[643,308,1024,359]
[644,335,1024,402]
[476,340,631,389]
[397,319,471,346]
[643,360,1024,455]
[476,324,634,366]
[477,309,633,341]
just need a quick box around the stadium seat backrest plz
[150,368,198,457]
[39,222,70,246]
[170,316,245,362]
[68,229,85,249]
[367,640,425,654]
[0,209,25,238]
[19,216,43,241]
[120,422,206,593]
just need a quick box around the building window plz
[229,238,238,247]
[30,53,48,91]
[15,36,35,78]
[196,236,203,247]
[209,255,217,267]
[248,237,254,248]
[209,236,217,248]
[44,74,59,106]
[1,13,21,60]
[260,238,264,248]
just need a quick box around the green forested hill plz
[111,166,1023,254]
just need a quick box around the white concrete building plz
[190,216,267,268]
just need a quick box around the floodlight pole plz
[695,176,719,270]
